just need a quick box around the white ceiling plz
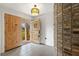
[0,3,53,16]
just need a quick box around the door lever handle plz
[45,37,47,40]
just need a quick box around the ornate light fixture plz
[31,5,39,16]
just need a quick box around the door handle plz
[45,37,47,40]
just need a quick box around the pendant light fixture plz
[31,5,39,16]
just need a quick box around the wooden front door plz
[31,18,41,43]
[5,13,21,51]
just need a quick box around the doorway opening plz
[21,23,30,45]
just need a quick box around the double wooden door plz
[5,13,21,51]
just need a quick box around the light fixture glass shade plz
[31,5,39,16]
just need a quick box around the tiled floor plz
[1,43,57,56]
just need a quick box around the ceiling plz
[0,3,53,16]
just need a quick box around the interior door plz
[14,16,21,47]
[31,18,41,43]
[5,14,14,51]
[5,13,21,51]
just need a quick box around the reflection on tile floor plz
[1,43,57,56]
